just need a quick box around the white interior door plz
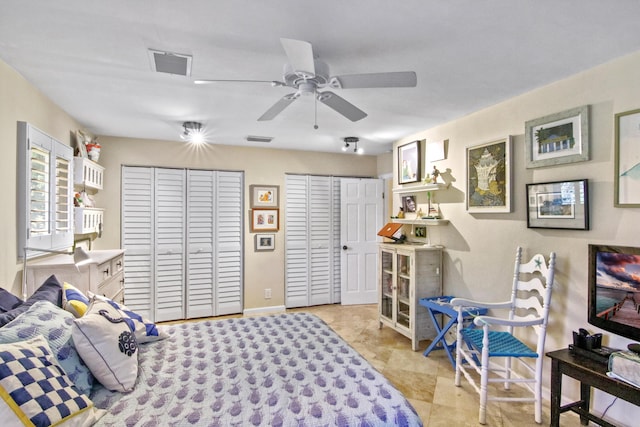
[340,178,383,305]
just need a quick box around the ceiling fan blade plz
[329,71,417,89]
[258,93,298,121]
[194,79,284,86]
[316,91,367,122]
[280,38,316,78]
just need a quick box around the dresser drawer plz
[98,272,124,304]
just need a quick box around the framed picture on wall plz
[525,105,589,169]
[250,208,279,232]
[614,108,640,207]
[526,179,589,229]
[466,136,512,213]
[398,140,421,184]
[255,233,275,251]
[250,185,279,208]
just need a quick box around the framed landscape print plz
[255,233,275,251]
[250,208,279,232]
[525,105,589,168]
[466,136,512,213]
[398,140,420,184]
[614,108,640,207]
[526,179,589,230]
[250,185,279,208]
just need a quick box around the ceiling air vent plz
[148,49,192,76]
[246,135,273,143]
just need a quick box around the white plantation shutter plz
[331,177,341,303]
[186,170,215,318]
[122,166,243,321]
[121,166,155,320]
[285,175,309,308]
[154,168,186,322]
[215,171,243,315]
[285,175,340,308]
[309,176,331,306]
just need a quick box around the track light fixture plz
[180,121,205,144]
[342,137,363,155]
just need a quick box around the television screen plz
[588,244,640,342]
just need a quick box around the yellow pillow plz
[62,282,89,317]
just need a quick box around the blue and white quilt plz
[91,313,422,426]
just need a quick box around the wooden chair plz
[451,247,556,424]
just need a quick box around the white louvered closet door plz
[154,168,186,322]
[186,170,215,319]
[215,171,243,315]
[285,175,340,308]
[121,166,155,320]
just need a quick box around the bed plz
[91,313,422,426]
[0,276,422,426]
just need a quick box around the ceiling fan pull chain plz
[314,93,319,129]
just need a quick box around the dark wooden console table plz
[546,348,640,427]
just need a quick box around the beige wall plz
[0,60,82,294]
[92,138,378,310]
[391,51,640,424]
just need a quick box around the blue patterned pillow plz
[88,293,168,343]
[0,288,22,312]
[0,335,104,426]
[0,275,62,326]
[0,301,94,396]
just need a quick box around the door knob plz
[342,245,348,250]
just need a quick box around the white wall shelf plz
[392,183,448,194]
[391,218,449,226]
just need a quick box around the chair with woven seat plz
[451,247,556,424]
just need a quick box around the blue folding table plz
[419,296,488,368]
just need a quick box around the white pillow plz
[72,299,139,392]
[0,335,105,426]
[87,292,168,343]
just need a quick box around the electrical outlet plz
[264,288,272,299]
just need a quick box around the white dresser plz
[25,249,125,304]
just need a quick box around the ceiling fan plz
[195,38,417,124]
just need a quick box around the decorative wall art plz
[255,233,275,251]
[250,185,279,208]
[398,140,421,184]
[526,179,589,230]
[402,195,416,213]
[614,108,640,207]
[426,139,446,162]
[250,208,279,232]
[525,105,589,168]
[466,136,512,213]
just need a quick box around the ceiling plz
[1,1,640,155]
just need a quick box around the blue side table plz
[419,296,488,368]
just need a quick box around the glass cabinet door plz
[380,249,394,321]
[396,252,411,329]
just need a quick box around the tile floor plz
[287,303,585,426]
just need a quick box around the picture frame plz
[426,139,446,162]
[250,184,279,208]
[75,130,88,158]
[526,179,589,230]
[250,208,279,232]
[398,140,421,184]
[614,108,640,207]
[466,136,512,213]
[255,233,275,251]
[525,105,589,168]
[402,195,416,213]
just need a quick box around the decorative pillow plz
[0,288,22,312]
[0,335,105,426]
[0,275,62,327]
[87,292,168,343]
[62,283,89,318]
[0,301,94,396]
[72,299,139,392]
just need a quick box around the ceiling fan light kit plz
[342,137,363,155]
[180,121,205,144]
[196,38,417,125]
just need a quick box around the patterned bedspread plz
[91,313,422,426]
